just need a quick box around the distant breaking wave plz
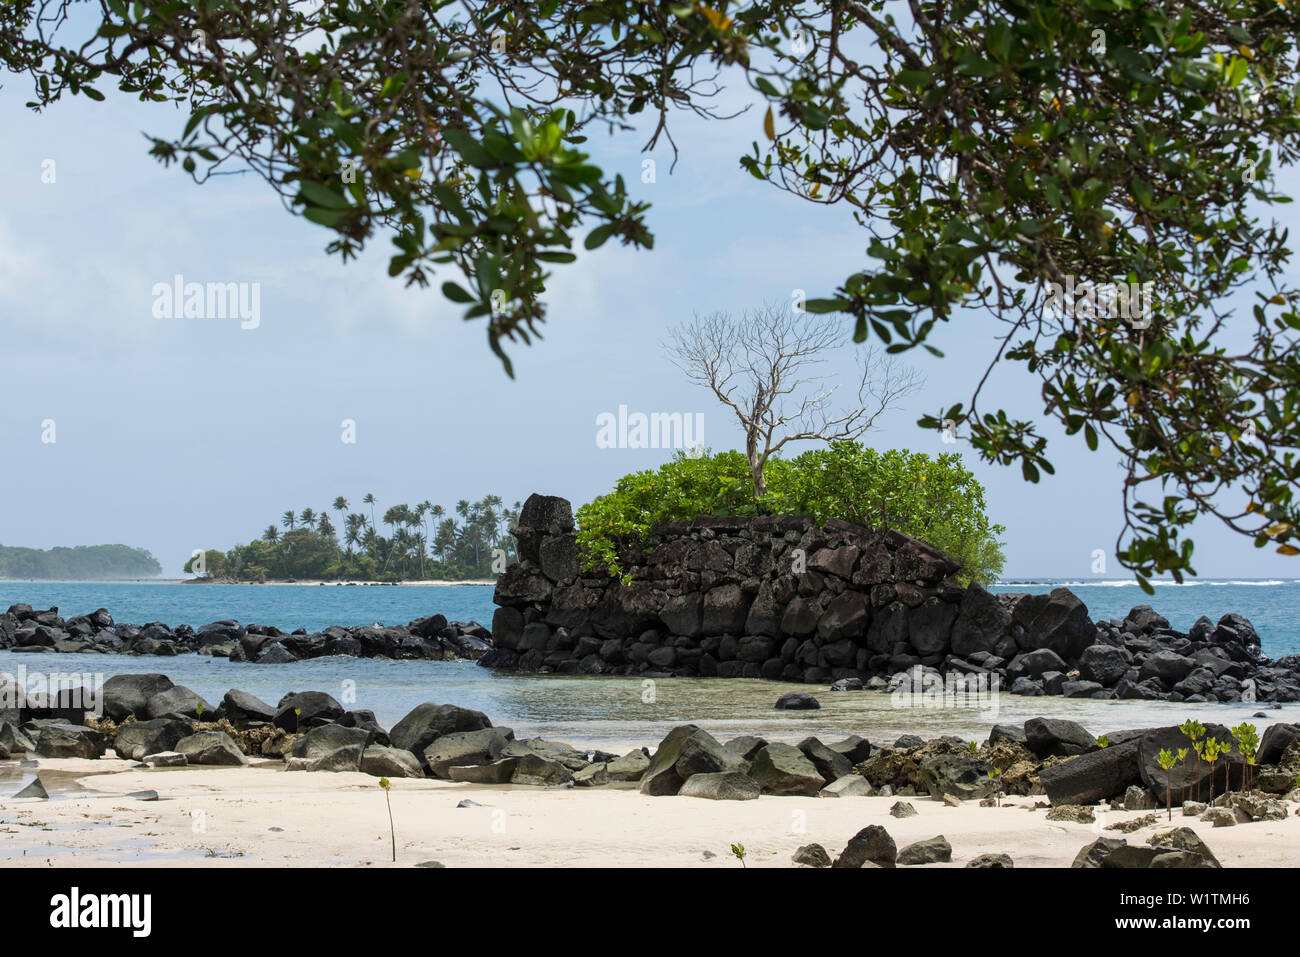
[995,579,1296,588]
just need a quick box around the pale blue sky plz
[0,72,1293,582]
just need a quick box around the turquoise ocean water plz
[2,578,1296,658]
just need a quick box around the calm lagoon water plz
[2,578,1297,750]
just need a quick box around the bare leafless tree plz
[664,303,924,497]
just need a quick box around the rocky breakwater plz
[0,604,490,664]
[7,676,1298,868]
[481,494,1300,704]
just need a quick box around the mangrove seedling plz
[1231,723,1259,793]
[378,777,395,863]
[1177,748,1190,805]
[1095,735,1110,749]
[1156,749,1177,821]
[730,843,747,868]
[968,741,978,753]
[1203,738,1223,801]
[1180,719,1206,802]
[988,768,1004,807]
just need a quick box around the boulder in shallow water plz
[1140,651,1197,687]
[1008,648,1068,680]
[1010,677,1044,696]
[256,643,298,664]
[1078,644,1131,686]
[774,692,820,711]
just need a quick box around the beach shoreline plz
[2,758,1296,868]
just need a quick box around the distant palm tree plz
[263,525,280,543]
[363,493,377,532]
[416,502,434,577]
[405,510,426,578]
[381,504,411,573]
[329,498,348,574]
[300,507,316,529]
[480,494,503,561]
[344,513,366,572]
[435,517,457,565]
[281,510,296,531]
[428,504,445,562]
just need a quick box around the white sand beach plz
[3,758,1296,868]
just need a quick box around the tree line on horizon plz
[183,495,521,582]
[0,544,161,580]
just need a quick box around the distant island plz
[0,544,162,580]
[183,494,518,583]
